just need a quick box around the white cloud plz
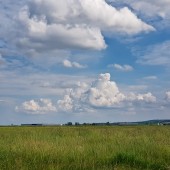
[15,73,158,114]
[127,92,156,103]
[137,41,170,66]
[72,62,87,69]
[18,3,106,51]
[88,73,125,107]
[57,73,156,112]
[57,95,73,112]
[57,81,90,112]
[119,0,170,19]
[130,0,170,29]
[14,0,154,55]
[63,60,72,68]
[16,98,56,114]
[107,0,170,29]
[63,59,87,69]
[109,64,133,72]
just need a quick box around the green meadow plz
[0,126,169,170]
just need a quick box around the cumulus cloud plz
[63,59,87,69]
[16,73,157,114]
[16,98,56,114]
[107,0,170,29]
[57,82,90,112]
[14,0,154,55]
[57,95,73,112]
[127,92,156,103]
[88,73,125,107]
[132,0,170,16]
[109,64,133,72]
[57,73,156,112]
[129,0,170,29]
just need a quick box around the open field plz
[0,126,169,170]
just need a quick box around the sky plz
[0,0,170,125]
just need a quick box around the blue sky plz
[0,0,170,125]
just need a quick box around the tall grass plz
[0,126,169,170]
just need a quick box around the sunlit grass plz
[0,126,169,170]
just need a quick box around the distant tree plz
[67,122,72,126]
[106,122,110,126]
[75,122,80,126]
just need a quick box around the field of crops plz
[0,126,169,170]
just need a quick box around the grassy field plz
[0,126,169,170]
